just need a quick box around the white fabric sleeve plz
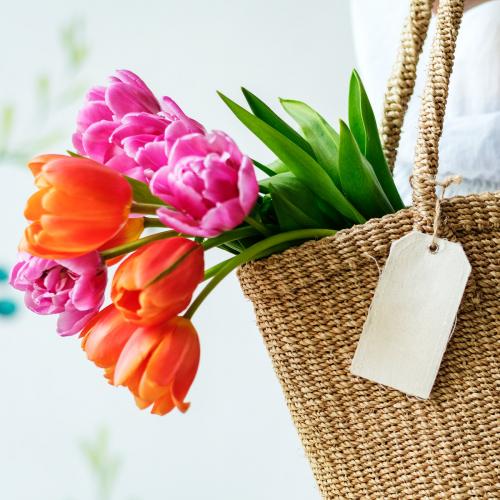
[350,0,500,205]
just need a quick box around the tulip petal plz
[136,141,167,172]
[202,155,238,203]
[23,156,132,258]
[156,207,219,237]
[151,131,258,238]
[114,326,163,386]
[160,96,186,119]
[76,101,113,133]
[57,307,97,337]
[112,70,158,101]
[27,155,66,177]
[164,119,205,151]
[85,85,106,102]
[150,389,175,416]
[41,158,132,204]
[104,366,115,383]
[106,83,160,119]
[39,216,124,253]
[24,188,50,221]
[121,134,158,159]
[42,188,119,217]
[72,132,84,154]
[122,356,150,396]
[200,199,245,234]
[146,319,199,414]
[167,133,209,166]
[105,153,145,181]
[70,272,106,311]
[111,239,203,325]
[238,155,259,213]
[143,318,193,385]
[82,305,135,368]
[134,395,152,410]
[111,113,167,144]
[137,324,183,400]
[56,251,103,276]
[81,121,119,163]
[171,323,200,412]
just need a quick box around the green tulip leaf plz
[271,189,317,231]
[338,120,394,219]
[348,72,366,153]
[268,159,288,174]
[348,70,404,210]
[66,150,84,158]
[260,173,346,229]
[125,176,165,205]
[280,99,341,187]
[252,158,276,176]
[218,91,365,224]
[265,173,332,230]
[241,87,315,157]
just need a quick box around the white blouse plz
[350,0,500,204]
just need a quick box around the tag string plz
[429,175,462,251]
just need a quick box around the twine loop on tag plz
[429,175,462,253]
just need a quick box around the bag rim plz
[240,191,500,272]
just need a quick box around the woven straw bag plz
[238,0,499,497]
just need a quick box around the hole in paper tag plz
[350,231,471,399]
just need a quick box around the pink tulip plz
[73,70,204,182]
[150,131,259,237]
[111,98,204,180]
[10,252,107,336]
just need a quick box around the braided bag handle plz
[411,0,465,230]
[382,0,433,172]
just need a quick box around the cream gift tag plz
[350,231,471,399]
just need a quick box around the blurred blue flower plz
[0,267,8,282]
[0,265,17,317]
[0,300,16,316]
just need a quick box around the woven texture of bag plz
[238,1,500,498]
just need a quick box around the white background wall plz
[0,1,357,499]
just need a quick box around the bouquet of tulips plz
[10,69,404,415]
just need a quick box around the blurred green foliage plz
[80,427,122,500]
[0,18,89,165]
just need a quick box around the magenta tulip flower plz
[10,252,107,336]
[73,70,204,182]
[150,131,259,237]
[110,97,204,180]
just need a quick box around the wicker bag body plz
[239,1,499,498]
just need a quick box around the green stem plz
[219,243,240,255]
[131,202,164,215]
[184,228,336,319]
[203,240,293,281]
[253,241,295,260]
[244,215,273,236]
[145,245,199,287]
[203,258,235,281]
[100,231,178,260]
[143,217,166,228]
[202,226,261,251]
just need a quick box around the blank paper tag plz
[351,231,471,399]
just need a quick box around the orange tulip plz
[21,155,132,259]
[111,237,204,325]
[81,305,200,415]
[99,217,145,266]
